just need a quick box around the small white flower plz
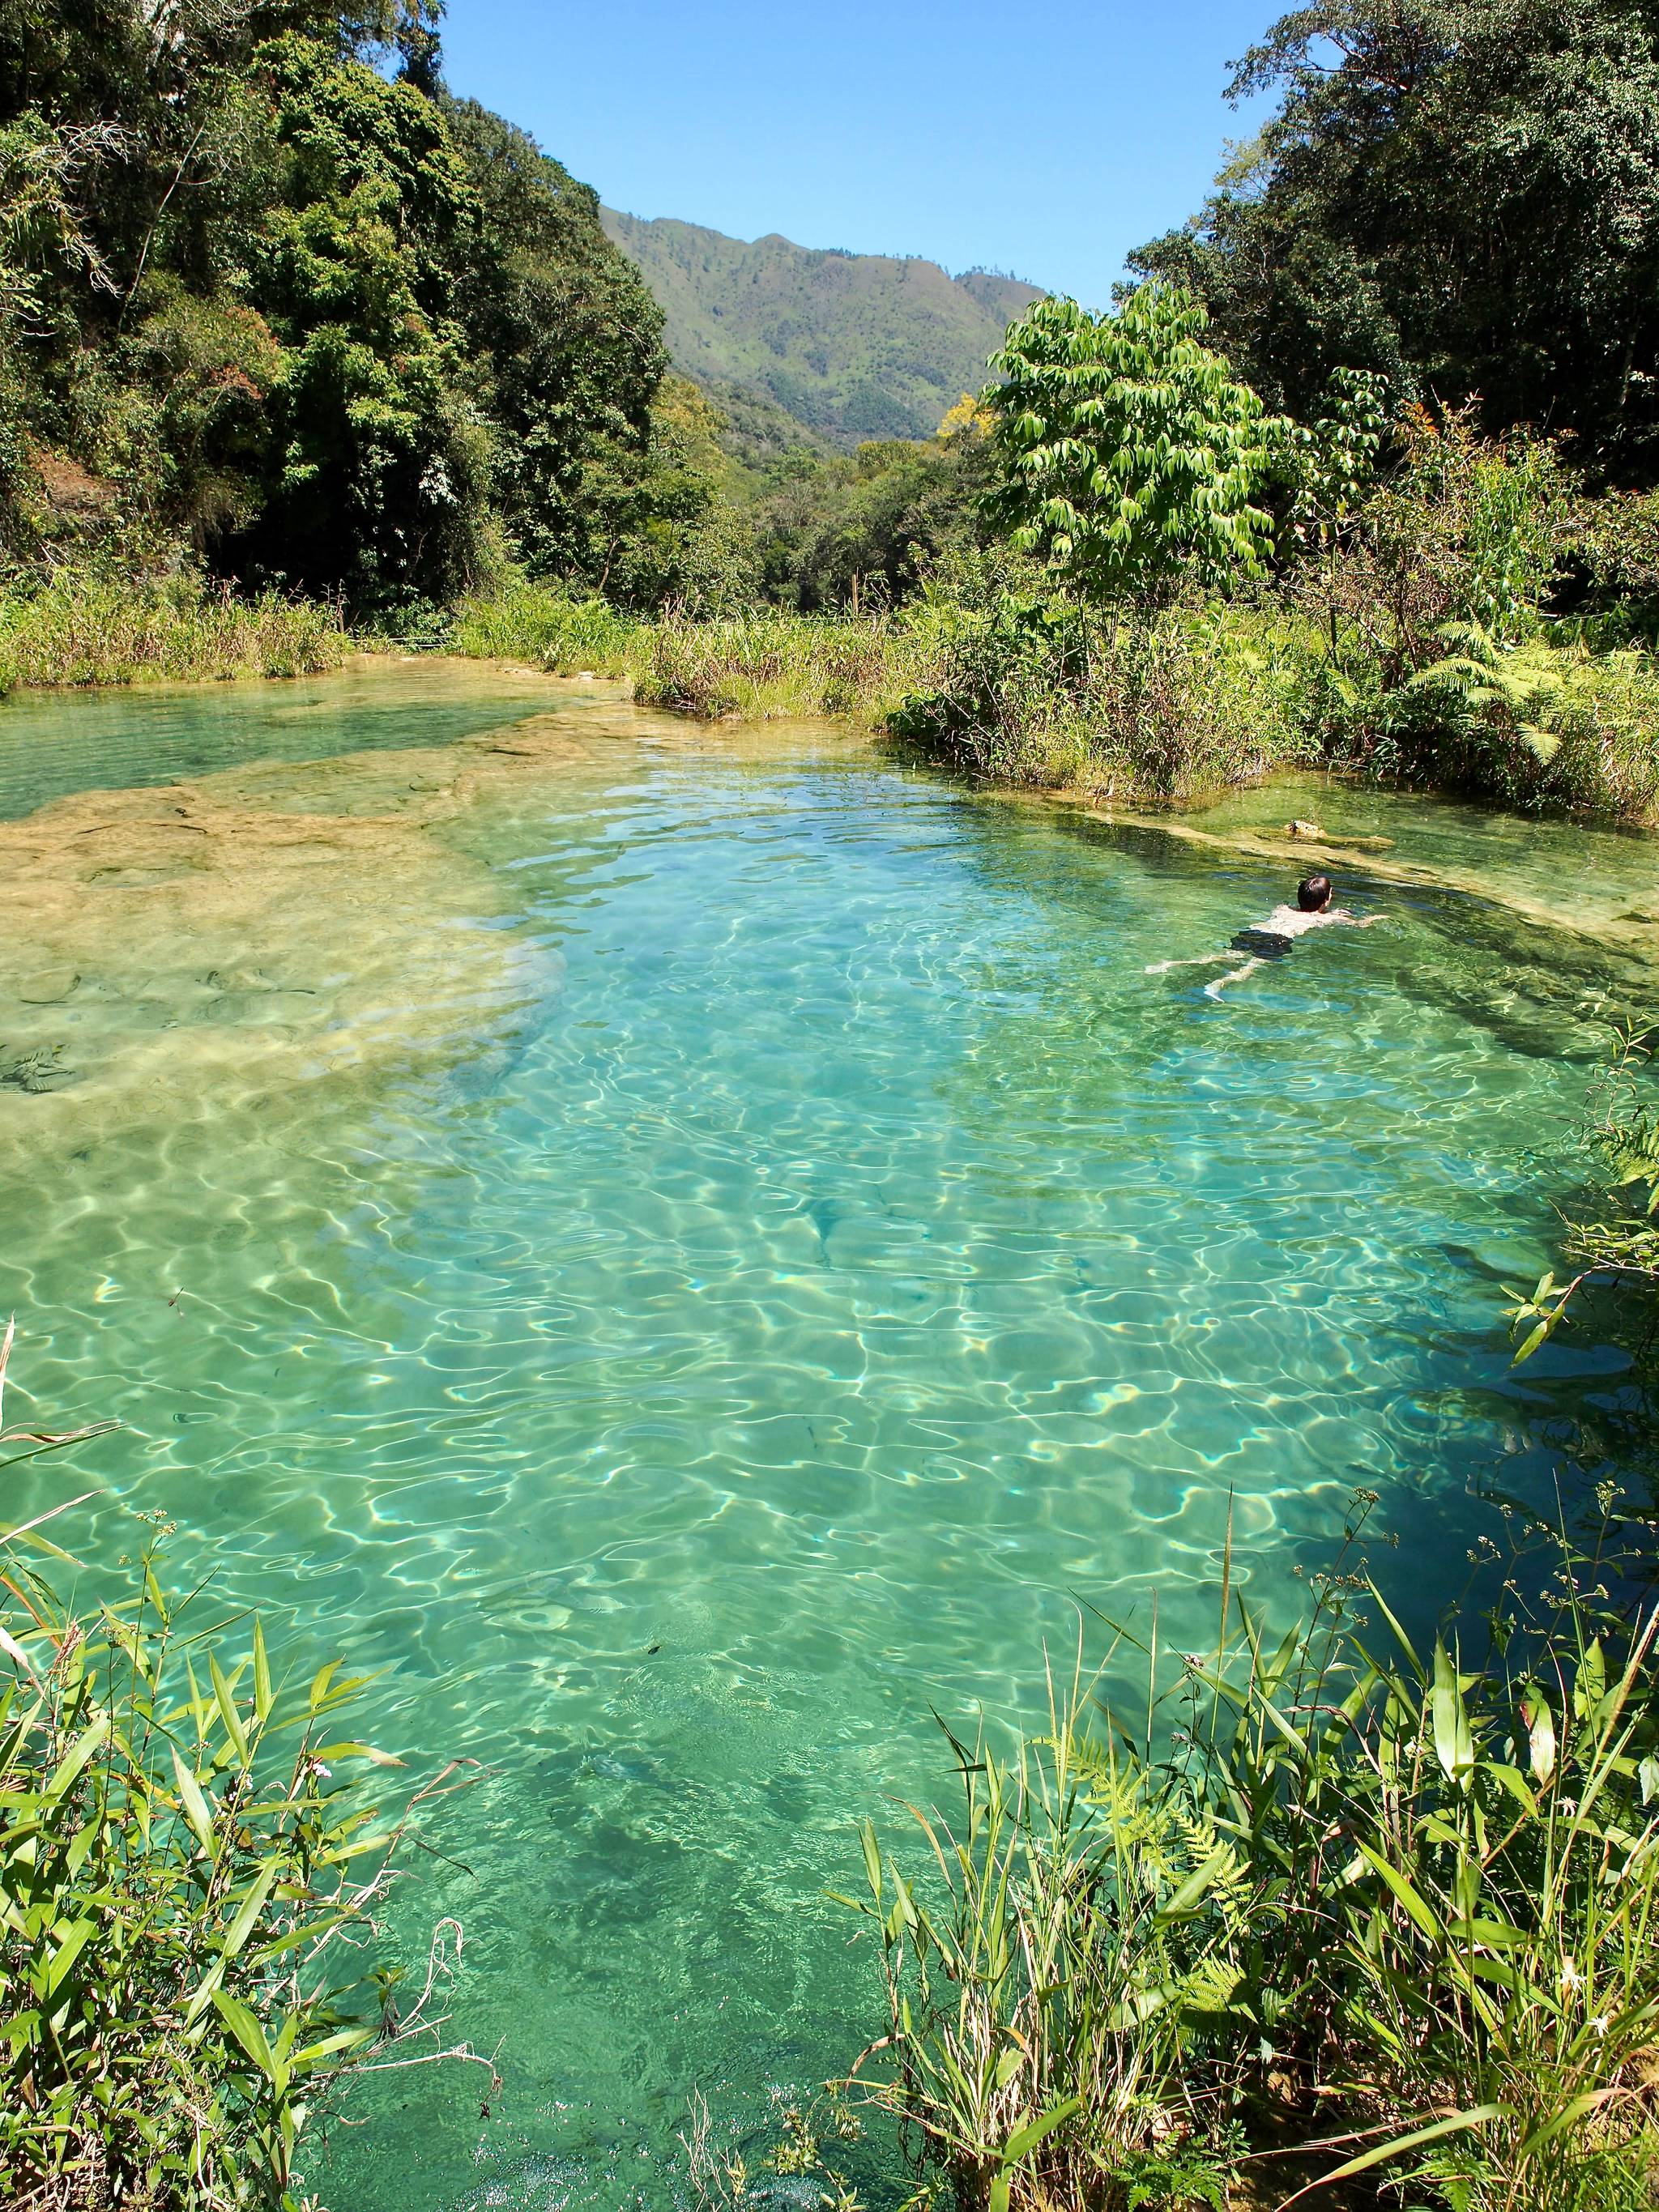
[1560,1958,1583,1993]
[1591,2014,1611,2038]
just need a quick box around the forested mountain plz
[599,209,1042,449]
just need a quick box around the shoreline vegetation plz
[6,533,1659,829]
[6,369,1659,830]
[830,1491,1659,2212]
[0,1344,497,2212]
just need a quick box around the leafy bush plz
[842,1502,1659,2212]
[0,1334,488,2210]
[1301,404,1574,689]
[841,1681,1248,2211]
[1268,406,1659,818]
[1320,620,1659,821]
[892,578,1309,805]
[1566,492,1659,649]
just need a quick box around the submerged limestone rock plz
[0,715,621,1172]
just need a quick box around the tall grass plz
[447,581,646,677]
[890,591,1314,806]
[638,609,932,722]
[0,569,347,690]
[842,1500,1659,2211]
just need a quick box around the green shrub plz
[891,583,1310,805]
[1310,406,1574,680]
[0,1336,488,2209]
[841,1677,1249,2211]
[1325,622,1659,821]
[1563,492,1659,650]
[842,1502,1659,2212]
[1546,653,1659,821]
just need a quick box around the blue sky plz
[438,0,1277,311]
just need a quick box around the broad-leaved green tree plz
[983,286,1274,609]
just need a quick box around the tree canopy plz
[983,287,1275,608]
[0,0,678,604]
[1131,0,1659,483]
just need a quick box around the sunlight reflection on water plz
[0,673,1647,2209]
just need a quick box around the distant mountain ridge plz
[600,209,1043,451]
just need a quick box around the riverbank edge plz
[9,647,1659,966]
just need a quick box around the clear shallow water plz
[0,656,588,819]
[0,673,1651,2208]
[1180,766,1659,939]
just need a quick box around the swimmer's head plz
[1297,874,1333,912]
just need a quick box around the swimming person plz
[1147,873,1380,998]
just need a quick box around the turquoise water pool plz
[0,672,1645,2207]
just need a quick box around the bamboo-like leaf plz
[1576,1639,1606,1724]
[252,1617,272,1724]
[210,1652,249,1768]
[1156,1843,1232,1924]
[1000,2095,1082,2164]
[1431,1642,1474,1786]
[859,1818,882,1903]
[41,1915,96,1998]
[220,1864,276,1963]
[1516,2090,1618,2159]
[1279,2105,1504,2206]
[291,2025,374,2071]
[1520,1684,1557,1783]
[310,1739,404,1767]
[171,1745,216,1857]
[1352,1836,1444,1942]
[212,1988,277,2080]
[45,1713,108,1802]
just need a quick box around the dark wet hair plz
[1297,874,1333,911]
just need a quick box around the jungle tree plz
[983,284,1275,610]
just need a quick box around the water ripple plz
[0,687,1641,2209]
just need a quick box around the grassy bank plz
[636,609,931,722]
[448,583,645,679]
[0,570,348,690]
[4,561,1655,828]
[445,575,1659,822]
[893,604,1659,820]
[447,585,933,724]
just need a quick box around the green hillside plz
[600,210,1043,449]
